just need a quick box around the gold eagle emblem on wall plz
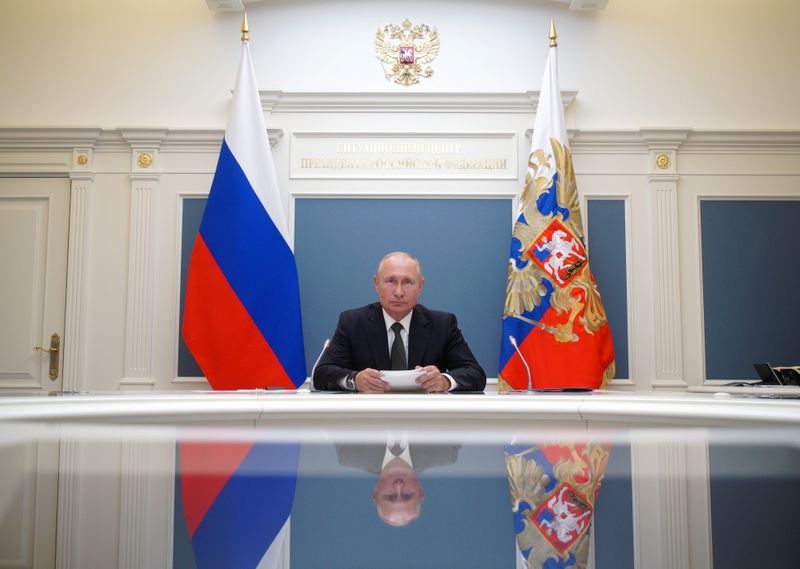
[375,18,439,86]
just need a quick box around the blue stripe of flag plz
[498,270,554,371]
[199,140,306,384]
[190,443,300,569]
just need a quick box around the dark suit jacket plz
[313,303,486,392]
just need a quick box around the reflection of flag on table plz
[178,440,300,569]
[498,23,614,390]
[505,441,609,568]
[182,24,306,390]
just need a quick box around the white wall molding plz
[262,90,576,114]
[2,126,800,156]
[0,129,102,176]
[681,130,800,153]
[0,128,103,149]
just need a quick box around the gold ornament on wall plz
[76,154,88,166]
[655,153,671,170]
[137,153,153,168]
[375,18,439,86]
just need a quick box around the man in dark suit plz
[313,251,486,392]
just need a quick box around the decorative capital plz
[649,149,677,177]
[137,153,153,169]
[71,148,94,175]
[129,146,160,177]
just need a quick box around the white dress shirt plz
[381,308,456,391]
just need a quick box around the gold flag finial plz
[241,13,249,42]
[549,19,557,47]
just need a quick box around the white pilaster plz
[119,441,149,569]
[630,432,712,569]
[120,129,166,389]
[55,439,79,569]
[642,130,689,388]
[658,442,690,569]
[62,149,94,392]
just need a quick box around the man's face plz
[372,458,424,526]
[374,254,424,321]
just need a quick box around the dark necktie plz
[389,442,403,456]
[390,322,406,370]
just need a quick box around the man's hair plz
[375,251,424,279]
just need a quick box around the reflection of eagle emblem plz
[375,18,439,86]
[531,483,592,553]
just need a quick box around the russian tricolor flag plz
[177,24,302,569]
[182,26,306,390]
[178,439,300,569]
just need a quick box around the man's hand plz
[416,365,451,393]
[355,368,391,393]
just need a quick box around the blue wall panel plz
[594,443,634,569]
[709,442,800,568]
[587,199,629,379]
[294,198,510,376]
[700,200,800,379]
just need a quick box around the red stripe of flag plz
[179,441,254,537]
[182,235,296,390]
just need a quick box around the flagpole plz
[241,13,249,42]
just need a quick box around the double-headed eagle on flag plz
[499,22,615,391]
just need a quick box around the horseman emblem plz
[398,46,415,64]
[527,218,586,288]
[530,483,593,553]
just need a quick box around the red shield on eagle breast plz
[399,46,415,64]
[530,483,593,553]
[527,218,587,288]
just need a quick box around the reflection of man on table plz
[335,437,460,526]
[313,251,486,393]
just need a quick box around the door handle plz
[33,333,60,381]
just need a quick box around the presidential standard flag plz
[505,440,609,569]
[499,22,615,391]
[182,18,306,390]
